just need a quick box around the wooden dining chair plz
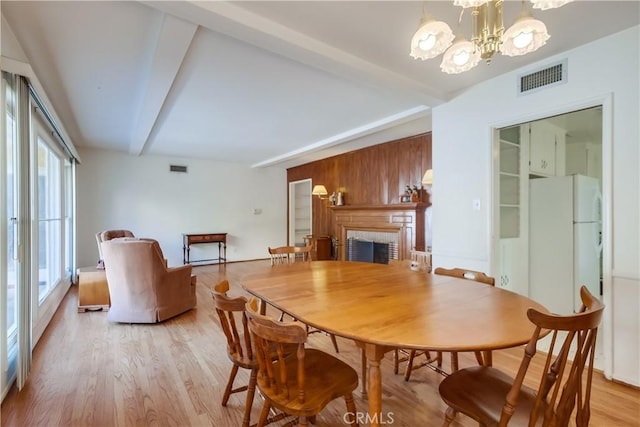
[267,245,340,354]
[211,280,257,427]
[268,245,312,265]
[398,266,496,381]
[245,297,359,427]
[439,285,604,427]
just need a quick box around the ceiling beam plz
[141,1,447,107]
[129,14,197,156]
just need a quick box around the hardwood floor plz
[2,260,638,426]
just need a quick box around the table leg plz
[482,350,493,366]
[364,343,387,427]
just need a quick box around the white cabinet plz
[498,239,529,295]
[529,121,566,177]
[566,142,602,180]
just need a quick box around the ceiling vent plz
[518,60,567,95]
[169,165,188,173]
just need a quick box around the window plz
[2,71,19,398]
[35,138,63,302]
[1,71,77,399]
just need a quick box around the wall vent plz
[170,165,188,173]
[518,60,567,95]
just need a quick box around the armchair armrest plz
[157,264,195,303]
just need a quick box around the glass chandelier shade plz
[530,0,574,10]
[410,17,455,60]
[500,12,549,56]
[409,0,570,73]
[440,34,481,74]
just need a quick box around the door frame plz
[490,93,612,379]
[288,178,312,247]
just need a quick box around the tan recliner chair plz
[101,238,196,323]
[95,229,135,266]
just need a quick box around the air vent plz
[170,165,188,173]
[518,60,567,95]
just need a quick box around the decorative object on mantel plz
[401,186,412,203]
[411,185,420,202]
[409,0,572,74]
[402,184,421,203]
[336,191,344,206]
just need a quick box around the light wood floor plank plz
[1,260,638,426]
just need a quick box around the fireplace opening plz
[346,238,393,264]
[344,229,399,263]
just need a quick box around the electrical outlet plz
[253,208,262,215]
[473,199,481,211]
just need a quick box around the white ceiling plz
[2,1,637,168]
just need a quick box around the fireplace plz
[345,230,399,264]
[331,203,426,261]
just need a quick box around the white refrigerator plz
[529,175,602,314]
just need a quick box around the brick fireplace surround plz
[330,203,427,261]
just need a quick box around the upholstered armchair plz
[101,238,196,323]
[95,229,135,267]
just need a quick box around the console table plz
[182,233,227,265]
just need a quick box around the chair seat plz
[257,348,359,417]
[227,344,258,371]
[439,366,544,426]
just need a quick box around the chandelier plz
[410,0,574,74]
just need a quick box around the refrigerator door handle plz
[593,190,603,223]
[597,229,603,255]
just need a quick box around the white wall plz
[76,147,287,268]
[432,26,639,386]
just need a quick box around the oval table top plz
[241,260,548,352]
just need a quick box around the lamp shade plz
[501,10,549,57]
[312,185,328,197]
[422,169,433,185]
[530,0,574,10]
[410,17,455,60]
[440,35,481,74]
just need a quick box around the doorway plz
[495,104,606,367]
[496,106,603,298]
[288,179,312,247]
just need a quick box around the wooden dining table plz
[241,260,548,426]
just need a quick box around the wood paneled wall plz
[287,132,432,238]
